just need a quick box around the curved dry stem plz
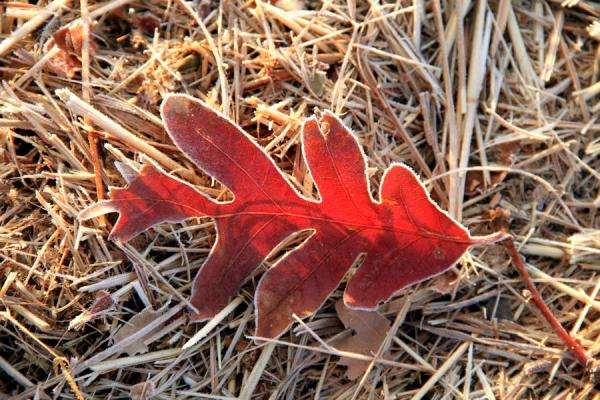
[501,235,598,380]
[470,231,511,246]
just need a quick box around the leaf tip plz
[470,231,511,246]
[160,93,195,123]
[114,161,139,184]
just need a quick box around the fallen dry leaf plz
[429,269,460,295]
[134,13,161,36]
[130,381,155,400]
[68,290,114,330]
[334,299,390,380]
[112,307,160,356]
[465,140,521,195]
[44,20,96,78]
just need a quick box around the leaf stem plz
[501,235,598,379]
[470,231,511,245]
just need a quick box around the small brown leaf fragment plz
[130,381,155,400]
[198,0,212,18]
[465,171,508,195]
[134,13,161,36]
[113,307,161,356]
[465,140,521,195]
[44,20,97,78]
[429,269,460,295]
[490,207,511,233]
[69,290,114,330]
[334,300,390,380]
[89,290,114,314]
[495,140,521,165]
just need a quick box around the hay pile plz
[1,0,599,398]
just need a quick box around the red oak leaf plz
[80,94,502,339]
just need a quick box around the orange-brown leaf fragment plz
[334,300,390,380]
[112,307,161,356]
[44,20,96,78]
[69,290,114,330]
[429,269,460,295]
[465,140,521,195]
[134,13,161,36]
[130,381,155,400]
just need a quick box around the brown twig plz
[80,0,106,226]
[86,129,106,225]
[501,236,598,379]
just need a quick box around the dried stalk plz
[502,237,598,379]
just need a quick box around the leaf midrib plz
[112,196,473,245]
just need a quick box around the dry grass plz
[1,0,599,398]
